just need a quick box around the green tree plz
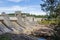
[40,0,60,40]
[40,0,60,19]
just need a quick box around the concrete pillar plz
[1,12,14,31]
[16,14,26,27]
[1,12,24,34]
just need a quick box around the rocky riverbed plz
[0,33,38,40]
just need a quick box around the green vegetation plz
[38,18,60,25]
[40,0,60,19]
[38,20,56,25]
[8,13,47,18]
[40,0,60,40]
[8,13,15,17]
[0,34,11,40]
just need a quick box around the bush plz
[38,20,56,25]
[0,34,11,40]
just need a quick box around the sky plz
[0,0,46,15]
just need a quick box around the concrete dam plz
[0,12,54,37]
[0,13,40,35]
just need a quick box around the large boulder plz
[31,27,54,37]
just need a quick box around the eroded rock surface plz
[31,27,54,37]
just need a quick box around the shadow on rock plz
[0,33,38,40]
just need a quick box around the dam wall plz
[0,13,41,35]
[0,13,53,37]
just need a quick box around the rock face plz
[0,22,11,34]
[31,27,54,37]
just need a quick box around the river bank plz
[0,33,51,40]
[0,33,38,40]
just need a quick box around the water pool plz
[38,37,46,40]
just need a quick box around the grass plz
[38,20,56,25]
[0,34,11,40]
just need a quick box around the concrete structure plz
[0,13,53,36]
[0,13,39,34]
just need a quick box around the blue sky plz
[0,0,46,15]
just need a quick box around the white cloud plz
[8,0,22,2]
[7,0,30,2]
[0,5,46,15]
